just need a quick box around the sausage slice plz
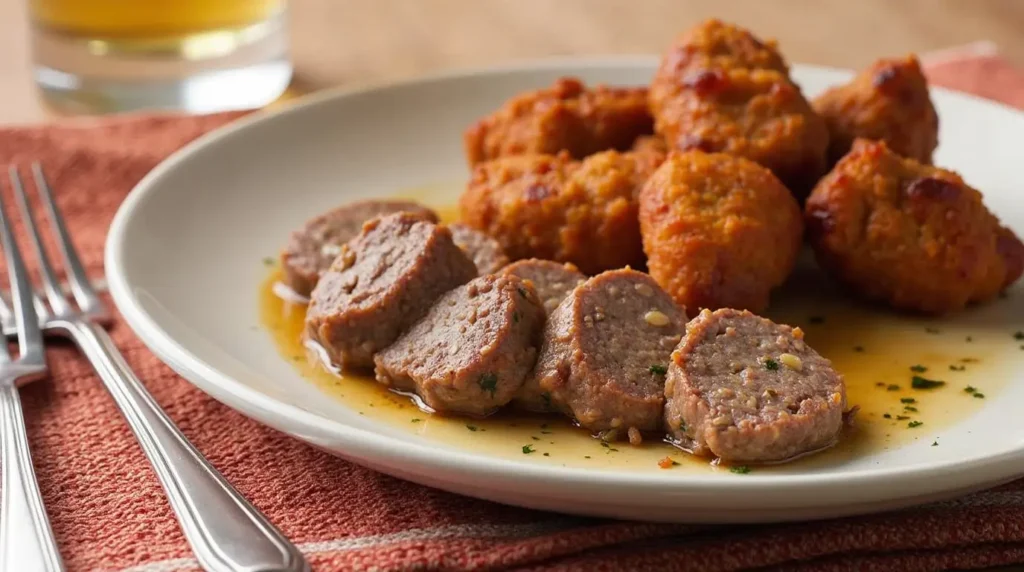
[281,200,439,296]
[500,259,586,315]
[304,213,476,370]
[665,308,846,463]
[374,274,544,416]
[448,223,510,275]
[532,268,686,439]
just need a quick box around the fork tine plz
[31,163,103,317]
[0,169,42,363]
[9,167,71,317]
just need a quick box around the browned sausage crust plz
[665,308,845,463]
[463,77,653,166]
[638,151,803,313]
[447,222,510,275]
[304,213,477,369]
[813,55,938,165]
[531,269,686,438]
[459,150,665,275]
[805,138,1022,314]
[374,274,544,416]
[649,21,828,198]
[281,200,439,296]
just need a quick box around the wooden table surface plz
[0,0,1022,125]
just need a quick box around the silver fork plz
[7,164,308,572]
[0,170,63,571]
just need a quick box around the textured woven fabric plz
[3,51,1022,572]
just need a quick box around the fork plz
[5,164,309,572]
[0,170,63,571]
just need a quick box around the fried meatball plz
[638,151,803,313]
[813,55,938,165]
[651,66,829,199]
[463,77,653,165]
[652,19,789,78]
[459,150,664,274]
[805,138,1022,314]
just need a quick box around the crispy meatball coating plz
[638,151,803,313]
[652,19,789,79]
[813,55,939,165]
[650,66,829,199]
[463,77,653,165]
[459,150,664,275]
[805,139,1022,314]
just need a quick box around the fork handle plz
[69,323,308,572]
[0,384,64,572]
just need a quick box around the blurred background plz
[0,0,1021,124]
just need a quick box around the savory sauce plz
[260,199,1024,474]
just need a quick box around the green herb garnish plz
[964,386,977,394]
[649,364,668,375]
[512,311,520,323]
[949,365,966,371]
[543,452,550,457]
[932,441,938,446]
[910,365,927,373]
[764,358,779,371]
[900,397,916,404]
[887,384,900,391]
[730,466,751,474]
[911,376,945,389]
[904,406,918,413]
[974,393,985,399]
[908,421,923,428]
[896,415,910,420]
[479,373,498,396]
[466,425,478,432]
[522,445,535,454]
[883,413,892,419]
[411,418,422,423]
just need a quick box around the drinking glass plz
[29,0,292,114]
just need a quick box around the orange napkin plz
[4,48,1023,572]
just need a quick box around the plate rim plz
[104,56,1024,506]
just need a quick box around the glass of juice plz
[29,0,291,114]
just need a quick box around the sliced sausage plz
[448,223,510,275]
[281,200,439,297]
[374,274,544,416]
[665,308,846,463]
[304,213,476,370]
[531,269,687,439]
[500,259,586,315]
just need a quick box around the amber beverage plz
[30,0,291,114]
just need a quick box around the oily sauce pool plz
[259,200,1024,474]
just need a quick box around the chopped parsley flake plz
[540,430,552,435]
[730,466,751,474]
[949,365,966,371]
[649,364,668,375]
[896,415,910,420]
[964,386,977,394]
[512,311,520,323]
[584,455,591,459]
[908,421,923,428]
[522,445,535,454]
[961,358,979,363]
[932,441,938,446]
[531,436,540,441]
[411,418,422,423]
[479,373,498,396]
[900,397,916,404]
[883,413,892,419]
[886,384,900,391]
[764,358,780,371]
[904,406,918,413]
[910,365,927,373]
[466,425,479,432]
[543,452,550,457]
[911,376,945,389]
[973,393,985,399]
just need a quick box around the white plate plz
[105,57,1024,523]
